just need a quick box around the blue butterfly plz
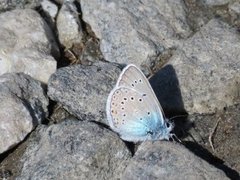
[106,64,174,142]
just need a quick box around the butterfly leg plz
[169,133,182,143]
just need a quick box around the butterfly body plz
[106,64,173,142]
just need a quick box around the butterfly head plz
[149,119,174,141]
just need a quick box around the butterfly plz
[106,64,174,142]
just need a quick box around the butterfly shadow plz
[149,65,240,179]
[149,64,191,139]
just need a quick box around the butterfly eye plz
[166,122,171,128]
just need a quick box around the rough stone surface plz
[54,0,64,5]
[48,62,121,124]
[80,38,104,65]
[184,105,240,177]
[0,9,59,83]
[200,0,233,6]
[0,0,41,12]
[122,141,229,180]
[41,0,58,23]
[229,1,240,28]
[81,0,191,66]
[0,73,48,154]
[161,19,240,114]
[57,0,83,49]
[229,1,240,15]
[17,119,131,180]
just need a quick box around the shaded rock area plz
[17,119,131,180]
[166,19,240,114]
[0,73,48,154]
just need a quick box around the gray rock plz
[183,105,240,175]
[81,0,191,67]
[0,9,59,84]
[122,141,229,180]
[184,0,212,32]
[57,0,83,49]
[48,62,121,124]
[200,0,233,6]
[17,119,131,180]
[0,0,41,12]
[0,73,48,154]
[229,1,240,17]
[41,0,58,23]
[230,1,240,13]
[155,19,240,114]
[80,38,104,65]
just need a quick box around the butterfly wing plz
[106,86,163,142]
[106,64,171,142]
[116,64,166,121]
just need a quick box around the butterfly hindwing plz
[106,86,162,141]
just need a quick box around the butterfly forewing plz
[116,64,165,120]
